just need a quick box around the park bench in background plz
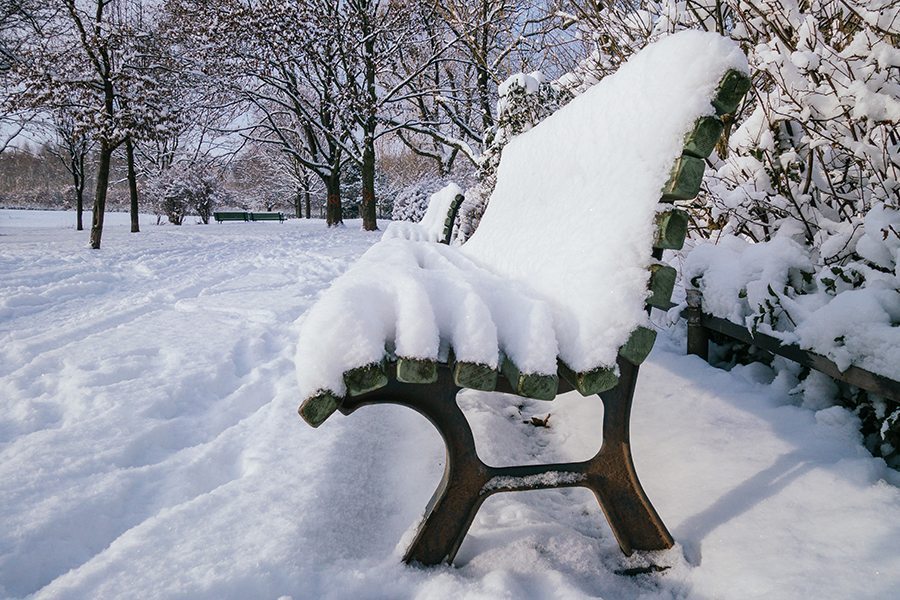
[383,183,465,245]
[213,211,249,223]
[250,212,285,222]
[213,211,285,223]
[213,211,284,223]
[294,31,750,565]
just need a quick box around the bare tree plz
[10,0,179,248]
[332,0,435,230]
[47,112,92,230]
[0,0,38,154]
[165,0,351,226]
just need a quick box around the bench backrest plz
[461,30,748,374]
[385,183,464,244]
[420,183,463,243]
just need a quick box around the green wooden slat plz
[619,326,658,365]
[712,69,752,116]
[683,116,724,158]
[441,194,465,245]
[453,361,498,391]
[647,263,677,309]
[344,362,388,396]
[299,390,341,427]
[396,357,438,384]
[653,209,689,250]
[501,357,558,400]
[661,155,705,201]
[558,360,619,396]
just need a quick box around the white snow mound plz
[296,31,748,400]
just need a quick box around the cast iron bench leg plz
[339,360,672,565]
[339,368,491,565]
[591,358,674,554]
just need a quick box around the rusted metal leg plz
[339,365,491,565]
[589,358,674,554]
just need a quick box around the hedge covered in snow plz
[554,1,899,465]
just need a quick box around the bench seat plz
[214,211,285,223]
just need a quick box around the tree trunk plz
[90,142,113,249]
[360,29,378,231]
[305,189,311,219]
[361,145,377,230]
[75,187,84,231]
[295,192,302,219]
[326,169,342,227]
[477,8,493,136]
[73,152,85,232]
[477,64,492,135]
[126,137,140,233]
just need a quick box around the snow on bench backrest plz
[460,30,748,374]
[294,32,748,425]
[383,183,463,243]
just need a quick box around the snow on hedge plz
[685,203,900,380]
[295,31,748,400]
[382,182,462,243]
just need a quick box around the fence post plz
[685,288,708,361]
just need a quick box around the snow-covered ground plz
[2,209,899,599]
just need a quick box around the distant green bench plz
[250,212,285,222]
[214,211,249,223]
[213,211,285,223]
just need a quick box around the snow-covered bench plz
[213,211,286,223]
[294,31,750,565]
[249,211,285,222]
[214,211,249,223]
[382,183,464,244]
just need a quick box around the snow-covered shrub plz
[705,5,899,252]
[456,71,570,243]
[162,194,186,225]
[559,1,900,465]
[883,408,900,467]
[559,1,899,253]
[391,177,448,222]
[148,167,223,225]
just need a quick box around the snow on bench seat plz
[382,183,463,244]
[295,31,749,423]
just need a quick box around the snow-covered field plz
[2,209,899,599]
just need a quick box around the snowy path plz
[1,210,899,599]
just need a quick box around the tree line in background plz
[0,0,584,248]
[0,0,897,257]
